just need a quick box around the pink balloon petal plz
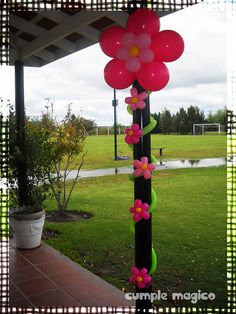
[147,163,156,171]
[104,59,136,90]
[151,30,184,62]
[133,213,141,222]
[122,32,136,47]
[127,10,160,37]
[135,33,151,49]
[130,206,135,213]
[134,169,143,177]
[143,170,151,179]
[126,57,141,73]
[131,266,139,275]
[132,124,140,131]
[130,103,138,110]
[141,203,149,211]
[99,26,127,57]
[137,282,146,289]
[141,156,148,164]
[125,96,133,104]
[137,60,169,91]
[140,268,148,276]
[125,136,133,144]
[143,274,152,283]
[134,199,142,207]
[117,47,129,61]
[133,136,140,144]
[142,211,150,219]
[136,100,146,109]
[139,48,154,63]
[130,87,138,97]
[129,275,137,283]
[133,160,142,168]
[139,92,148,100]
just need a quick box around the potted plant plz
[8,105,53,249]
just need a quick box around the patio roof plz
[9,5,195,67]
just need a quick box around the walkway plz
[64,157,226,179]
[10,240,134,307]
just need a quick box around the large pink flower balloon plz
[99,9,184,91]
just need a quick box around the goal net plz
[193,123,221,135]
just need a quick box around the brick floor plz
[9,240,134,307]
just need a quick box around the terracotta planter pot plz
[10,209,45,249]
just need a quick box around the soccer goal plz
[193,123,221,135]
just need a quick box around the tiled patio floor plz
[9,240,134,307]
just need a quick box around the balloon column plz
[99,8,184,301]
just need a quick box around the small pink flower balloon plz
[125,87,148,111]
[125,124,142,144]
[129,266,152,289]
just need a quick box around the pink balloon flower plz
[129,266,152,289]
[133,157,156,180]
[99,9,184,91]
[125,87,148,111]
[125,124,142,144]
[130,199,150,222]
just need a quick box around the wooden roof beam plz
[10,14,76,55]
[19,11,104,59]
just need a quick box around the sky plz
[0,3,228,126]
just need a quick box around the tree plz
[205,107,227,133]
[39,105,86,215]
[151,112,161,134]
[213,107,227,125]
[175,107,188,134]
[159,108,173,134]
[79,117,97,134]
[187,105,205,134]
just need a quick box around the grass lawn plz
[74,134,226,170]
[44,166,227,307]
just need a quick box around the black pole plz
[15,60,28,206]
[113,89,118,160]
[127,1,152,311]
[133,81,152,312]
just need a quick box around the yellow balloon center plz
[129,46,140,57]
[131,97,138,103]
[142,163,148,170]
[137,276,143,283]
[136,207,142,213]
[128,130,133,136]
